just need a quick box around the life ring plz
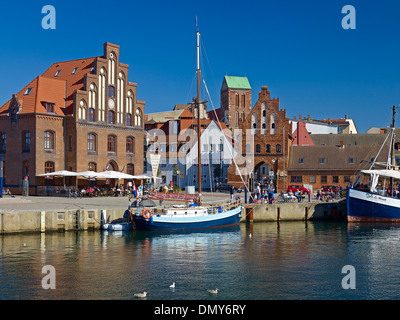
[142,209,152,219]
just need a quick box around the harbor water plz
[1,221,400,300]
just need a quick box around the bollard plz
[246,208,253,223]
[277,207,280,221]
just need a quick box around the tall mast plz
[391,105,396,169]
[196,20,202,203]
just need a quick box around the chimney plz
[345,115,348,119]
[299,115,302,120]
[307,115,311,121]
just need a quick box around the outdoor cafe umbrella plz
[37,170,80,187]
[98,170,136,179]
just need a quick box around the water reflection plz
[0,222,399,299]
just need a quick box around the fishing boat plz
[132,21,242,231]
[347,106,400,222]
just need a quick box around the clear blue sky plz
[1,0,400,133]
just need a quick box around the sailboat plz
[347,105,400,222]
[131,22,242,231]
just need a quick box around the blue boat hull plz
[133,206,242,231]
[347,188,400,222]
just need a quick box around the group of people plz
[68,184,144,198]
[316,188,337,201]
[254,183,275,204]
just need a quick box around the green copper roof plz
[224,76,251,89]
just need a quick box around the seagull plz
[170,282,175,288]
[207,288,219,294]
[134,292,147,298]
[249,233,252,239]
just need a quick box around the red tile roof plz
[0,56,97,116]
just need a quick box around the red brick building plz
[0,42,145,194]
[227,85,292,192]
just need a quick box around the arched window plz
[126,113,132,126]
[44,161,55,173]
[266,144,271,153]
[87,133,96,152]
[88,162,97,171]
[44,131,54,150]
[127,163,134,175]
[22,131,30,152]
[235,94,239,107]
[88,108,95,122]
[235,111,239,127]
[126,136,134,154]
[108,110,115,124]
[270,113,276,135]
[256,144,261,153]
[276,144,281,153]
[135,108,142,127]
[107,135,116,152]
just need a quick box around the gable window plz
[54,70,61,77]
[108,110,115,124]
[108,86,115,98]
[71,67,78,75]
[319,158,326,164]
[44,131,54,150]
[299,158,304,163]
[349,157,354,163]
[0,133,6,153]
[107,135,116,153]
[88,108,95,122]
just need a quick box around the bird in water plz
[207,288,219,294]
[134,292,147,298]
[170,282,175,288]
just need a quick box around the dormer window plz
[24,88,33,95]
[46,103,55,113]
[71,67,78,75]
[54,70,61,77]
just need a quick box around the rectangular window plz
[87,134,96,151]
[23,131,30,152]
[46,103,55,113]
[344,176,351,183]
[349,157,354,163]
[108,86,115,98]
[299,158,304,163]
[0,133,6,153]
[44,131,54,150]
[309,175,316,183]
[319,158,326,164]
[290,176,303,183]
[333,176,339,183]
[321,176,327,183]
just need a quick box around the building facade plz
[227,86,292,192]
[0,42,145,194]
